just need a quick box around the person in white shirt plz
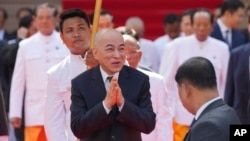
[9,3,69,141]
[125,17,159,72]
[44,8,96,141]
[90,9,114,31]
[159,9,229,141]
[180,9,194,37]
[120,28,173,141]
[154,13,181,61]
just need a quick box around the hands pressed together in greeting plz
[104,77,124,109]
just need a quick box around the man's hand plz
[104,77,116,109]
[86,49,99,68]
[10,117,22,128]
[114,79,124,106]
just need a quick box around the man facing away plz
[175,57,240,141]
[44,8,94,141]
[70,28,156,141]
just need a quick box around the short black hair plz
[191,8,213,25]
[175,57,217,89]
[33,3,58,17]
[181,9,194,22]
[19,15,33,28]
[89,9,113,24]
[16,7,33,18]
[0,7,8,20]
[220,0,244,15]
[164,13,180,25]
[59,8,90,33]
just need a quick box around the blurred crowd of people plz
[0,0,250,141]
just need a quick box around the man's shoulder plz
[72,65,97,83]
[209,37,228,46]
[231,43,250,55]
[47,56,70,77]
[123,66,149,80]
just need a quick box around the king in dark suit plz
[175,57,240,141]
[70,29,156,141]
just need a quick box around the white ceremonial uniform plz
[9,31,69,126]
[139,69,173,141]
[154,35,172,59]
[45,54,87,141]
[159,35,229,126]
[139,38,160,72]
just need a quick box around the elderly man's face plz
[34,7,57,36]
[123,35,141,69]
[93,29,126,75]
[192,12,213,41]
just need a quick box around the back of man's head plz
[220,0,244,16]
[175,57,217,90]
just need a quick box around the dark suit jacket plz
[0,40,8,108]
[211,22,247,49]
[224,43,250,124]
[0,85,8,136]
[1,38,23,113]
[184,99,240,141]
[71,65,156,141]
[3,30,16,41]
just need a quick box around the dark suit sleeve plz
[70,79,113,138]
[224,51,235,106]
[116,76,156,134]
[0,87,8,136]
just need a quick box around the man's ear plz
[90,25,93,32]
[60,32,64,43]
[184,82,192,98]
[137,50,142,60]
[92,48,98,60]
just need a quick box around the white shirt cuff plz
[102,101,111,114]
[118,100,124,111]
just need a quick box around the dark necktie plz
[190,118,197,127]
[105,76,113,90]
[225,30,231,46]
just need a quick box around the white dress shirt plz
[139,69,173,141]
[154,35,173,58]
[217,18,232,46]
[0,29,4,40]
[139,38,160,72]
[159,35,229,125]
[45,54,86,141]
[9,31,69,126]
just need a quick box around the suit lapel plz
[90,66,107,104]
[118,66,130,98]
[213,22,224,41]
